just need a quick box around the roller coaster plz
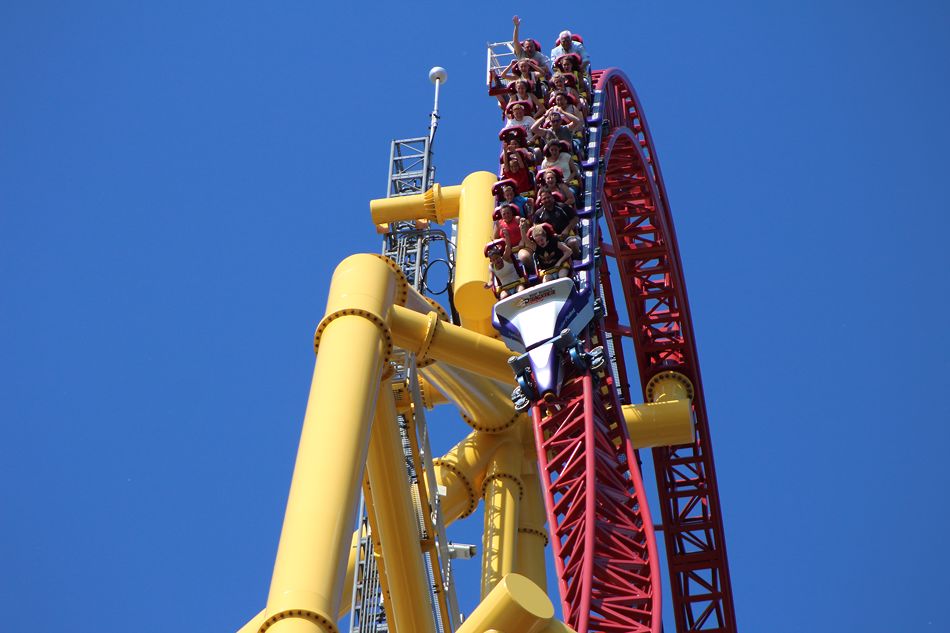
[237,31,736,633]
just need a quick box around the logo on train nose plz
[519,287,556,308]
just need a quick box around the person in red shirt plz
[501,148,535,197]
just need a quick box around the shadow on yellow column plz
[362,384,438,633]
[516,442,548,593]
[481,440,523,597]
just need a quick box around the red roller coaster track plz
[530,68,737,633]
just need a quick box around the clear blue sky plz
[2,2,949,632]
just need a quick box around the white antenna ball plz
[429,66,448,84]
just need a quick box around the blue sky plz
[2,2,949,632]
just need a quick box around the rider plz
[511,16,552,77]
[485,239,526,299]
[526,224,573,283]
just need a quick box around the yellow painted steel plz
[392,375,450,412]
[623,401,694,448]
[646,370,694,403]
[431,430,504,522]
[418,374,450,408]
[363,385,438,633]
[390,306,514,383]
[370,182,463,227]
[481,440,524,597]
[420,362,519,432]
[623,370,696,448]
[516,451,549,592]
[246,240,590,631]
[400,405,455,631]
[451,172,502,337]
[455,574,577,633]
[260,255,397,633]
[371,172,499,335]
[237,610,266,633]
[239,536,356,633]
[360,476,396,627]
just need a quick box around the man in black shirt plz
[532,191,580,254]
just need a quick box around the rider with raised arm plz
[512,16,552,77]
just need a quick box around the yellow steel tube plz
[452,171,501,337]
[430,429,507,522]
[418,374,450,408]
[623,400,694,448]
[363,385,438,633]
[390,306,514,383]
[420,363,519,432]
[516,457,548,592]
[624,371,696,448]
[261,255,397,633]
[481,441,523,597]
[370,183,463,227]
[237,610,266,633]
[392,374,451,413]
[316,429,520,626]
[455,574,576,633]
[360,476,396,626]
[646,370,694,403]
[239,535,356,633]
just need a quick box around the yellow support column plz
[455,574,577,633]
[369,172,499,337]
[260,254,397,633]
[431,430,504,523]
[390,306,513,382]
[363,384,438,633]
[451,171,501,337]
[481,440,523,597]
[516,456,548,592]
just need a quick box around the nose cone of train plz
[492,278,596,399]
[527,342,560,397]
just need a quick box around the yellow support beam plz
[390,306,514,383]
[431,430,505,523]
[455,574,576,633]
[481,440,523,597]
[450,172,501,337]
[370,182,463,227]
[369,172,499,337]
[516,453,548,592]
[623,370,695,448]
[363,384,438,633]
[261,254,397,633]
[420,362,520,432]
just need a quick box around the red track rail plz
[532,370,661,633]
[592,68,738,633]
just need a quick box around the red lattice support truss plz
[532,371,661,633]
[593,68,738,633]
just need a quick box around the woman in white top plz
[485,239,525,299]
[541,140,579,186]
